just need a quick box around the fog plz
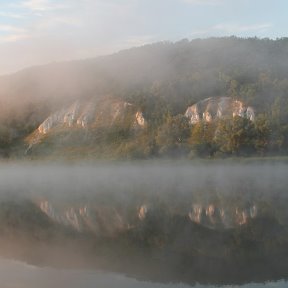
[0,161,287,201]
[0,258,191,288]
[2,0,285,75]
[0,160,287,286]
[0,2,287,287]
[0,253,288,288]
[1,36,288,150]
[0,257,288,288]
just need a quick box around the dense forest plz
[1,37,288,158]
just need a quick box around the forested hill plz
[0,37,288,158]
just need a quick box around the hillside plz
[0,37,288,158]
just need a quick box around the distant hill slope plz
[24,96,256,158]
[26,98,145,145]
[0,37,287,122]
[0,37,287,158]
[23,97,146,158]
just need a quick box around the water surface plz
[0,258,286,288]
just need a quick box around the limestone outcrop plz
[185,97,255,124]
[26,98,146,147]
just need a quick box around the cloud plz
[0,25,30,43]
[20,0,68,12]
[0,33,31,43]
[188,23,273,39]
[35,16,81,30]
[182,0,224,5]
[124,35,157,47]
[0,25,26,33]
[189,29,210,37]
[213,23,273,33]
[0,11,26,19]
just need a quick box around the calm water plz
[0,161,287,287]
[0,258,287,288]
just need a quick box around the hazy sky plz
[0,0,287,75]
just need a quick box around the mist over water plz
[0,258,287,288]
[0,2,287,288]
[0,258,190,288]
[0,160,287,201]
[0,160,288,287]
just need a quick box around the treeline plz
[117,37,288,158]
[153,114,287,158]
[82,112,285,159]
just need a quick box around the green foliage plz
[0,124,11,149]
[156,114,190,155]
[2,37,288,159]
[215,116,257,156]
[254,114,271,154]
[189,121,217,157]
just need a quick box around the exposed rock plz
[185,97,255,124]
[26,98,146,147]
[135,111,145,127]
[38,100,145,135]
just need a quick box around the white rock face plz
[37,99,145,136]
[135,111,146,127]
[26,99,146,147]
[38,101,90,134]
[185,97,255,124]
[76,102,96,128]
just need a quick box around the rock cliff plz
[26,98,145,147]
[185,97,255,124]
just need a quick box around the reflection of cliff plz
[188,203,257,227]
[185,97,255,124]
[38,200,257,234]
[39,200,127,235]
[0,198,288,285]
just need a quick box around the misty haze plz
[1,0,288,287]
[0,161,288,287]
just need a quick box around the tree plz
[156,114,190,155]
[254,114,271,154]
[215,116,256,156]
[188,121,217,157]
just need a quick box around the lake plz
[0,258,287,288]
[0,160,288,286]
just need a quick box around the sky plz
[0,0,287,75]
